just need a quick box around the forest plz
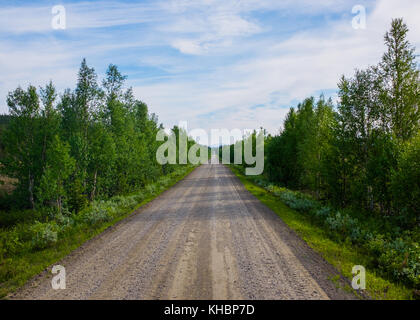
[222,19,419,291]
[0,60,204,214]
[0,60,205,296]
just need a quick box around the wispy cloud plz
[0,0,419,134]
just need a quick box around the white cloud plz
[0,0,419,137]
[132,0,420,134]
[171,39,205,55]
[0,2,162,33]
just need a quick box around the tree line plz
[0,115,10,159]
[0,60,197,215]
[231,19,420,227]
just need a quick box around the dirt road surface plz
[12,160,355,300]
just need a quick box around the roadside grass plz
[0,165,197,298]
[229,165,414,300]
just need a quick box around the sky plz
[0,0,419,136]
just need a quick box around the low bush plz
[145,184,157,195]
[278,190,317,212]
[81,201,115,225]
[375,239,420,287]
[251,173,420,290]
[111,195,138,209]
[30,221,58,250]
[0,209,43,228]
[325,212,359,236]
[314,206,332,219]
[0,227,22,259]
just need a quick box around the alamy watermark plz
[352,5,366,30]
[156,122,264,176]
[50,4,365,31]
[52,5,66,30]
[51,265,66,290]
[352,265,366,290]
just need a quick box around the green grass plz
[229,165,414,300]
[0,165,197,298]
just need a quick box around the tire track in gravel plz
[11,161,356,300]
[227,173,328,299]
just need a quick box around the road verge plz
[229,165,414,300]
[0,165,197,298]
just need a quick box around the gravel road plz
[12,160,356,300]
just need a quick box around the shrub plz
[367,234,387,256]
[278,191,317,212]
[378,240,420,288]
[266,184,276,193]
[325,211,359,235]
[253,178,266,187]
[0,209,43,227]
[81,202,114,225]
[391,133,420,225]
[133,193,144,203]
[0,228,22,259]
[291,198,317,212]
[256,176,420,289]
[30,221,58,249]
[111,195,137,209]
[55,213,74,232]
[278,191,296,204]
[145,184,157,195]
[314,206,332,219]
[158,177,171,188]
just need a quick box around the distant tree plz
[300,97,335,199]
[39,81,60,167]
[0,58,209,216]
[266,18,419,218]
[379,18,420,141]
[37,135,75,213]
[102,64,127,101]
[1,86,42,209]
[266,108,299,187]
[337,68,383,209]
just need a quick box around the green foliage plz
[80,202,114,225]
[218,129,265,176]
[265,19,419,228]
[0,227,22,258]
[29,221,58,250]
[391,133,420,223]
[5,57,212,221]
[36,135,75,212]
[380,19,420,141]
[1,59,195,216]
[325,212,359,238]
[231,165,414,299]
[278,190,317,212]
[0,164,196,297]
[0,57,205,296]
[251,172,420,289]
[0,115,11,159]
[377,241,420,287]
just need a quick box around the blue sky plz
[0,0,419,134]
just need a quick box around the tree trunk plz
[58,195,62,214]
[90,169,97,201]
[28,172,35,210]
